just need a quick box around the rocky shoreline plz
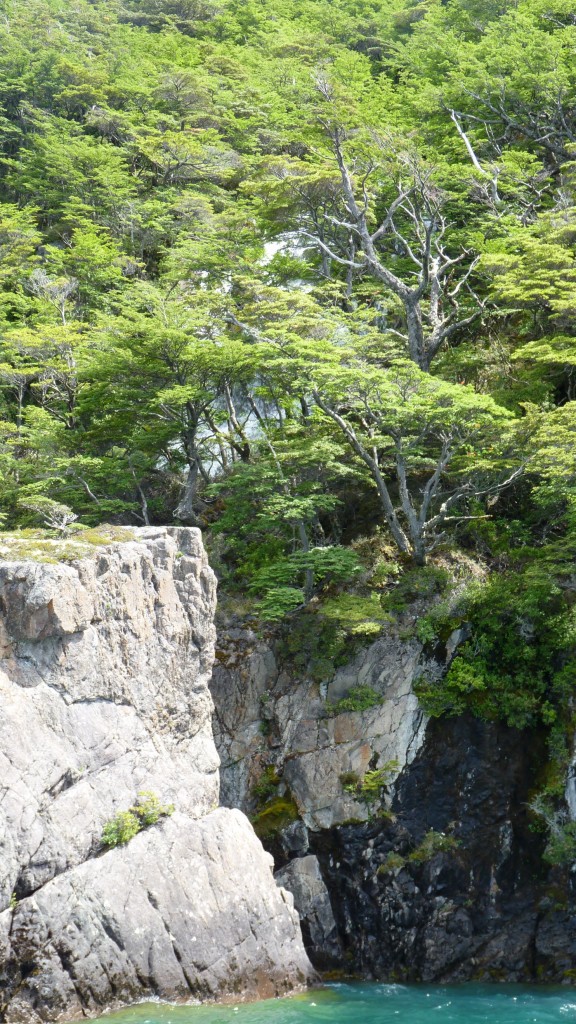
[0,528,311,1022]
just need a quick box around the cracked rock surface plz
[0,528,312,1021]
[210,620,576,983]
[212,629,427,830]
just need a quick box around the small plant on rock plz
[101,791,174,848]
[377,852,406,875]
[339,760,400,801]
[328,685,383,716]
[133,790,174,827]
[101,809,141,848]
[408,829,459,863]
[252,766,280,805]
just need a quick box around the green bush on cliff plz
[329,685,383,716]
[101,791,174,848]
[251,796,299,839]
[101,810,141,848]
[408,830,460,863]
[340,760,400,801]
[415,562,576,731]
[251,766,281,804]
[277,593,390,684]
[382,566,451,614]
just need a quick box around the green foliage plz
[339,760,401,801]
[529,795,576,867]
[408,830,460,864]
[17,497,77,535]
[543,822,576,867]
[383,565,451,613]
[252,546,363,620]
[276,592,390,682]
[414,603,461,646]
[0,0,557,568]
[251,796,299,839]
[133,790,175,828]
[257,586,304,621]
[329,685,383,716]
[101,791,174,848]
[415,561,576,730]
[377,852,406,875]
[101,810,141,848]
[321,593,387,625]
[251,766,281,805]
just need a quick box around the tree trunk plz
[405,298,427,369]
[173,459,200,523]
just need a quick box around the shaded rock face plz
[312,716,576,982]
[0,528,312,1022]
[275,855,342,968]
[210,627,576,983]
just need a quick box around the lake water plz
[99,983,576,1024]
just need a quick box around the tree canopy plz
[0,0,573,598]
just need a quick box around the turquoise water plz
[102,984,576,1024]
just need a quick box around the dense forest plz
[0,0,575,854]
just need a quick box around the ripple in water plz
[95,984,576,1024]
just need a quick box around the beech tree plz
[304,117,485,371]
[310,362,522,565]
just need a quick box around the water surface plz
[101,983,576,1024]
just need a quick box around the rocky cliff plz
[0,527,311,1022]
[211,618,576,982]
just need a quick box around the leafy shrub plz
[252,766,280,804]
[329,685,383,716]
[252,546,363,620]
[544,823,576,866]
[101,810,141,848]
[321,592,386,625]
[133,790,174,827]
[339,760,400,801]
[529,794,576,866]
[258,586,304,620]
[370,558,401,588]
[349,621,384,641]
[360,765,399,798]
[414,601,463,645]
[408,830,459,863]
[101,791,174,848]
[415,563,576,731]
[277,593,389,683]
[383,565,451,613]
[17,496,78,535]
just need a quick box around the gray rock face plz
[0,528,312,1021]
[210,615,576,984]
[212,629,428,830]
[1,810,309,1022]
[275,856,341,967]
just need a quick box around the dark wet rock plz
[210,621,576,983]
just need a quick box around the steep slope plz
[0,527,311,1022]
[211,620,576,981]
